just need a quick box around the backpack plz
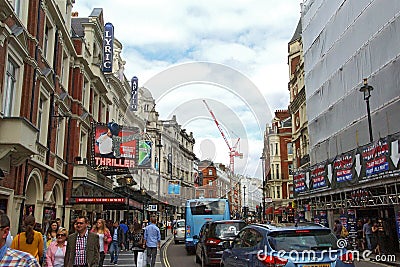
[341,226,349,238]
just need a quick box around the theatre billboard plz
[91,122,140,175]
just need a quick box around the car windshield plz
[176,221,185,228]
[268,229,338,251]
[210,222,246,238]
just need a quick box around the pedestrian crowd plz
[0,210,164,267]
[361,217,389,255]
[333,217,392,255]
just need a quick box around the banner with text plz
[92,122,140,175]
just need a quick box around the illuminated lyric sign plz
[130,76,138,111]
[102,22,114,72]
[92,122,140,175]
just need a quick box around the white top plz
[54,247,64,267]
[98,233,105,252]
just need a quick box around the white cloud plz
[73,0,302,178]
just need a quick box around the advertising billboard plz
[92,122,140,175]
[168,180,181,195]
[138,140,152,169]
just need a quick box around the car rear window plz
[189,200,226,215]
[268,229,338,251]
[210,222,246,238]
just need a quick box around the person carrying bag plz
[131,221,145,266]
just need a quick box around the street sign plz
[265,198,273,203]
[148,204,157,211]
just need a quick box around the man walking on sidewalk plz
[65,216,100,267]
[143,215,160,267]
[109,221,124,265]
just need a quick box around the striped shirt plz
[0,247,40,266]
[74,230,88,265]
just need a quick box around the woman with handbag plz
[91,218,112,267]
[131,221,144,266]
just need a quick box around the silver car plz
[173,219,186,244]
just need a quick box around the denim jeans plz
[109,241,120,263]
[366,234,373,250]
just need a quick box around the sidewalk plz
[104,231,174,267]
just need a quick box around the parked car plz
[195,220,246,266]
[174,219,186,244]
[221,222,355,267]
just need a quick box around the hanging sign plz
[130,76,138,111]
[102,22,114,72]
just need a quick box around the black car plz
[194,220,246,266]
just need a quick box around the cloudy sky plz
[73,0,302,179]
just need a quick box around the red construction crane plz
[203,100,243,173]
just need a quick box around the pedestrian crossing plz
[104,249,162,267]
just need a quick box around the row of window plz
[270,142,294,156]
[270,163,294,180]
[267,185,294,199]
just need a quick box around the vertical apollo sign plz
[102,22,114,73]
[130,76,138,111]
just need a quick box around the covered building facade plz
[293,0,400,252]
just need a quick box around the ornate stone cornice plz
[288,86,306,114]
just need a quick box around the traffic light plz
[242,206,249,218]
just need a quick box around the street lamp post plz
[242,184,250,220]
[156,132,163,220]
[243,184,246,208]
[359,78,374,143]
[125,175,134,224]
[156,133,163,200]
